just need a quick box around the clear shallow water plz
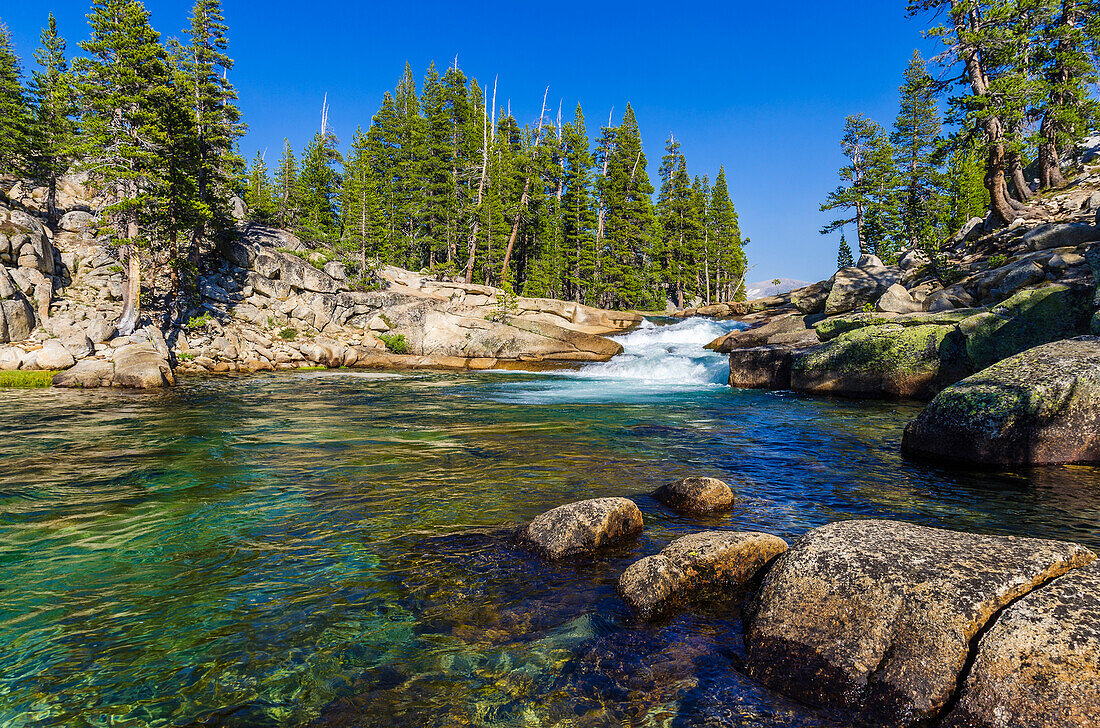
[2,318,1099,727]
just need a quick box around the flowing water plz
[2,317,1099,727]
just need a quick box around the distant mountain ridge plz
[745,278,810,299]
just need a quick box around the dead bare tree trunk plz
[117,237,142,335]
[499,86,548,282]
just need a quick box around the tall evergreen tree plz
[709,166,746,302]
[296,127,342,244]
[274,138,299,229]
[837,230,854,269]
[340,126,386,273]
[560,104,596,303]
[243,149,275,223]
[29,13,76,225]
[181,0,243,258]
[891,50,946,254]
[73,0,177,334]
[0,22,32,177]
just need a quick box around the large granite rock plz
[619,531,787,616]
[707,314,817,353]
[824,260,901,315]
[943,561,1100,728]
[728,344,804,389]
[0,296,34,343]
[958,284,1092,370]
[652,476,735,514]
[1024,222,1100,251]
[791,323,968,399]
[521,497,643,559]
[790,281,831,315]
[876,284,922,314]
[746,519,1094,727]
[902,337,1100,465]
[53,343,174,389]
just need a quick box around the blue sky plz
[3,1,944,284]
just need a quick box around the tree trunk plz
[1007,150,1032,202]
[952,0,1018,227]
[117,243,142,336]
[1037,128,1068,189]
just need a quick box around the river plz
[2,317,1098,727]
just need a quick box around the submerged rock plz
[652,476,735,514]
[943,561,1100,728]
[521,497,643,559]
[619,531,787,616]
[902,337,1100,465]
[745,519,1094,728]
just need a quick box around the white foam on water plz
[491,317,745,404]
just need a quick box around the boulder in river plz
[652,476,735,514]
[791,323,968,399]
[728,344,803,389]
[619,531,787,616]
[745,519,1094,728]
[522,497,643,559]
[942,560,1100,728]
[902,337,1100,465]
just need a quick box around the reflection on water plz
[1,319,1099,726]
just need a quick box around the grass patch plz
[279,327,298,341]
[297,365,327,371]
[0,370,57,388]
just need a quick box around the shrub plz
[485,282,520,323]
[378,333,408,354]
[0,370,56,388]
[185,312,215,330]
[379,312,394,328]
[279,327,298,341]
[988,253,1009,268]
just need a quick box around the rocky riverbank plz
[0,176,641,388]
[521,488,1100,728]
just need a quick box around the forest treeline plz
[243,67,747,309]
[0,0,747,314]
[823,0,1100,271]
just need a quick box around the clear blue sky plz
[3,1,943,284]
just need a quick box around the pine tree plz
[560,104,596,303]
[181,0,243,255]
[820,114,899,257]
[340,126,386,275]
[274,139,299,229]
[692,174,712,303]
[601,105,660,309]
[709,166,746,302]
[73,0,177,334]
[28,13,76,225]
[837,231,854,269]
[0,22,32,177]
[657,136,699,308]
[891,50,946,254]
[420,63,452,268]
[946,136,990,229]
[394,63,426,265]
[296,128,342,244]
[244,150,276,223]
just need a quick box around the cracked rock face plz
[745,519,1094,728]
[652,477,736,514]
[618,530,786,616]
[521,498,642,560]
[943,560,1100,728]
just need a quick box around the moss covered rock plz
[791,323,968,399]
[958,284,1092,370]
[902,336,1100,465]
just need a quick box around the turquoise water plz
[2,318,1099,727]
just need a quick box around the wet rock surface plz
[652,477,736,514]
[746,519,1095,727]
[521,498,643,560]
[902,336,1100,465]
[619,530,787,616]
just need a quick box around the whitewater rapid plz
[490,316,745,404]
